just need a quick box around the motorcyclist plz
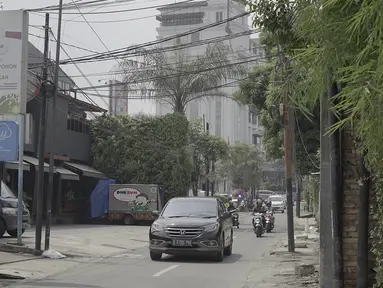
[252,199,266,228]
[266,199,272,211]
[227,201,236,212]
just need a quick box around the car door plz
[218,200,232,246]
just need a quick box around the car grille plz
[165,227,204,238]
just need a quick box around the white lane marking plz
[153,265,179,277]
[245,229,251,233]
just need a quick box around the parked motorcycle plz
[252,212,264,237]
[264,211,275,233]
[229,210,239,228]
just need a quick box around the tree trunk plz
[211,160,215,196]
[205,157,210,197]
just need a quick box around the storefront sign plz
[0,121,18,161]
[0,10,29,114]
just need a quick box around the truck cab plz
[0,181,30,238]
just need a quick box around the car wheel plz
[0,219,5,238]
[215,233,224,262]
[224,231,233,256]
[150,251,162,261]
[123,214,135,225]
[7,229,25,238]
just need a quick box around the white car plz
[268,195,286,213]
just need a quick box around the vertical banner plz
[0,121,18,161]
[0,10,29,115]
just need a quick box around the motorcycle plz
[264,211,275,233]
[229,210,239,228]
[252,212,264,237]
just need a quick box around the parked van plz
[0,181,30,237]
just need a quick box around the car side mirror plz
[152,210,159,216]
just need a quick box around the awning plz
[4,160,31,171]
[64,162,105,179]
[56,166,79,181]
[23,155,50,173]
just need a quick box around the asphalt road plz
[10,212,288,288]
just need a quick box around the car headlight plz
[151,222,164,232]
[2,207,17,215]
[204,223,219,232]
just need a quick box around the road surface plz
[9,212,288,288]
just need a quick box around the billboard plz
[0,10,29,114]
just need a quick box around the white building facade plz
[155,0,264,146]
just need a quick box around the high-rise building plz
[155,0,265,146]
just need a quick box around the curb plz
[0,258,38,266]
[0,243,38,256]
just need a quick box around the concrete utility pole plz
[319,74,333,287]
[35,13,50,253]
[278,44,295,252]
[291,109,300,217]
[46,0,63,251]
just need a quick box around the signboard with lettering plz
[0,121,18,161]
[0,10,29,114]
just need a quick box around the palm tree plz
[118,42,246,114]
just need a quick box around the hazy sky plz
[2,0,175,114]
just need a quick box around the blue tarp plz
[89,178,116,219]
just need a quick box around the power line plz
[28,29,260,69]
[31,0,194,14]
[49,29,107,107]
[67,0,123,107]
[72,56,266,91]
[29,32,99,53]
[29,1,223,24]
[28,12,252,68]
[28,0,137,12]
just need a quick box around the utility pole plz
[278,44,295,252]
[291,109,300,217]
[46,0,63,251]
[35,13,50,253]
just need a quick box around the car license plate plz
[172,239,192,247]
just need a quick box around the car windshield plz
[269,196,283,202]
[0,181,16,199]
[161,199,217,218]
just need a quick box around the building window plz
[67,116,89,134]
[252,43,257,55]
[216,11,223,22]
[252,114,258,125]
[249,111,257,125]
[191,32,200,42]
[252,134,258,145]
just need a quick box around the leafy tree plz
[120,42,245,113]
[217,143,263,190]
[189,119,229,196]
[235,63,320,174]
[248,0,383,283]
[90,113,192,198]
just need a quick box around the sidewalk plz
[246,220,319,288]
[0,224,150,258]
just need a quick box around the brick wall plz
[342,129,376,287]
